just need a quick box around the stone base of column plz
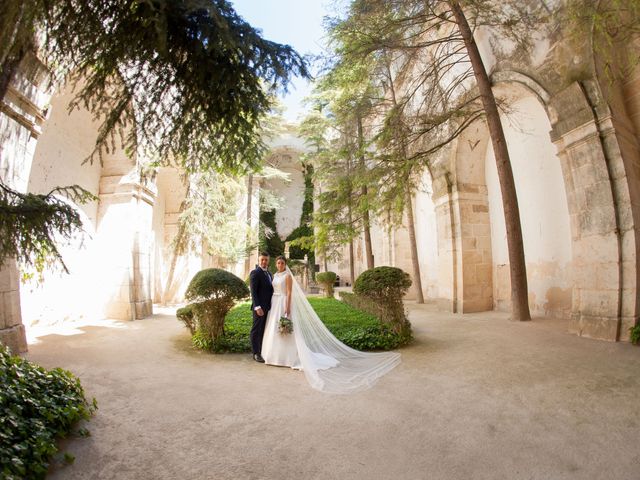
[569,314,619,341]
[0,324,27,354]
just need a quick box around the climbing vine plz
[286,162,315,269]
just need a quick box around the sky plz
[230,0,335,123]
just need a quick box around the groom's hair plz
[259,251,270,258]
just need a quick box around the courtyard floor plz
[26,303,640,480]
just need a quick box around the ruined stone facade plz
[1,16,639,353]
[0,54,260,352]
[324,23,640,343]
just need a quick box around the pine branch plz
[0,181,97,274]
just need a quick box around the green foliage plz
[177,171,252,264]
[1,0,308,173]
[286,225,313,259]
[338,323,412,351]
[562,0,640,81]
[284,161,316,272]
[176,304,196,334]
[188,298,409,353]
[340,290,412,337]
[258,209,284,258]
[300,163,315,226]
[316,271,337,298]
[0,345,96,479]
[183,268,250,342]
[630,324,640,345]
[306,297,411,350]
[0,182,97,276]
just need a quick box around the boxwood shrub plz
[182,268,250,343]
[315,271,337,298]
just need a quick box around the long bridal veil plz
[287,267,401,394]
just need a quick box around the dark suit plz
[249,266,274,354]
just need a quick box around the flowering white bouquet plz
[278,315,293,334]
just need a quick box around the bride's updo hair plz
[275,255,287,264]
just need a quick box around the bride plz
[261,255,401,394]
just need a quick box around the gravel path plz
[26,304,640,480]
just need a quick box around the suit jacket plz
[249,266,274,313]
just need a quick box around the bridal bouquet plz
[278,315,293,335]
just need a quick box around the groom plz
[249,252,274,363]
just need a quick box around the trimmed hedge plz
[339,290,412,337]
[0,346,96,479]
[187,298,410,353]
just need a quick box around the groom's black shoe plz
[253,353,265,363]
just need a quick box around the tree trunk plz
[347,195,356,285]
[386,63,424,303]
[0,45,27,103]
[356,115,374,269]
[0,2,28,101]
[162,184,190,305]
[244,174,254,279]
[162,224,185,306]
[345,144,357,285]
[348,238,355,286]
[450,1,531,321]
[405,190,425,303]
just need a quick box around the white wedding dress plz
[261,268,401,394]
[262,271,303,369]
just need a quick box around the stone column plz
[96,171,156,320]
[0,261,27,353]
[453,183,494,313]
[550,82,636,341]
[432,176,459,312]
[0,53,50,352]
[432,177,493,313]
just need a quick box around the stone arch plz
[442,72,574,316]
[22,79,156,322]
[486,82,573,318]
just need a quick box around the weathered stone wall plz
[0,53,50,352]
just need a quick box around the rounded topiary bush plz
[354,266,412,298]
[183,268,250,344]
[354,267,412,331]
[316,271,337,298]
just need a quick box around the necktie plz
[263,270,271,284]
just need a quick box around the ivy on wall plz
[286,163,315,269]
[258,209,284,257]
[259,162,315,271]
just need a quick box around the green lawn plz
[210,297,409,353]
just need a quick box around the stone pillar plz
[432,177,493,313]
[550,82,636,341]
[96,171,156,320]
[433,176,459,312]
[0,53,50,352]
[0,261,27,353]
[453,183,494,313]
